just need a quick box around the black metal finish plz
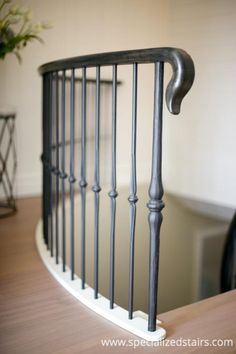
[49,73,54,257]
[55,72,60,265]
[42,73,51,248]
[80,67,88,289]
[128,63,138,319]
[40,47,194,332]
[69,69,76,280]
[60,70,67,272]
[93,66,102,299]
[147,62,164,331]
[109,64,118,309]
[42,75,47,245]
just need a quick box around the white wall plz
[1,0,236,210]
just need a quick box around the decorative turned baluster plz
[109,64,118,309]
[49,72,54,258]
[60,70,67,272]
[80,67,88,290]
[147,62,164,332]
[128,63,138,319]
[55,71,59,265]
[42,73,51,249]
[93,66,102,299]
[69,68,76,280]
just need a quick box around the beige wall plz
[0,0,168,196]
[1,0,236,210]
[163,0,236,208]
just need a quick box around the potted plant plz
[0,0,51,62]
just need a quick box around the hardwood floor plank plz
[0,197,235,353]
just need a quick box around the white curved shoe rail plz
[36,221,166,342]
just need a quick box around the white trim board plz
[35,221,166,342]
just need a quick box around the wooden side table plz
[0,111,17,217]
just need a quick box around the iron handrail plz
[39,47,194,114]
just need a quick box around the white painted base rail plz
[35,221,166,342]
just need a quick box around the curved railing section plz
[38,47,194,341]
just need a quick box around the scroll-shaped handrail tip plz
[164,48,195,115]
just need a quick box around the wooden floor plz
[0,197,235,353]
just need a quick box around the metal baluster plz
[55,71,59,264]
[128,63,138,319]
[69,69,76,280]
[80,67,87,289]
[42,74,47,246]
[109,64,118,309]
[45,74,51,250]
[49,72,54,257]
[93,66,101,298]
[60,70,67,272]
[147,62,165,332]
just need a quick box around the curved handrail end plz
[164,48,195,115]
